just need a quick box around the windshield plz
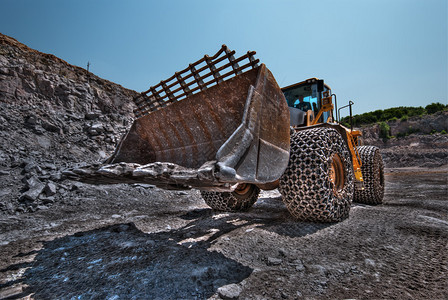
[283,83,319,112]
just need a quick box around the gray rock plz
[267,257,283,266]
[20,182,45,202]
[42,195,55,202]
[306,264,327,275]
[41,120,60,132]
[0,188,12,198]
[217,283,242,299]
[36,75,55,97]
[104,124,115,133]
[132,183,153,188]
[55,82,69,95]
[365,258,376,267]
[63,95,78,109]
[16,206,26,213]
[44,181,57,196]
[36,136,52,149]
[0,76,20,98]
[98,150,107,159]
[70,182,83,191]
[38,174,50,181]
[25,115,38,126]
[33,125,45,135]
[0,170,9,176]
[15,87,28,100]
[85,112,100,120]
[37,205,49,210]
[293,259,305,271]
[87,123,104,136]
[0,67,12,75]
[50,172,62,181]
[4,202,15,214]
[43,163,57,170]
[35,165,43,174]
[24,175,41,190]
[278,248,288,257]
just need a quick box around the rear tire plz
[279,128,354,222]
[354,146,385,204]
[201,183,260,211]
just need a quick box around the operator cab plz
[282,78,332,127]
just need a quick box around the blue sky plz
[1,0,447,117]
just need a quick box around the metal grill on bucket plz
[134,45,260,118]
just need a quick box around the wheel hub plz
[234,183,251,196]
[329,153,345,194]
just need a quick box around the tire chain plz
[201,185,260,212]
[279,128,354,222]
[354,145,385,204]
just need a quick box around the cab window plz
[283,83,319,113]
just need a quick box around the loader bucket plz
[68,46,290,190]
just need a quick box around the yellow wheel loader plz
[68,46,385,222]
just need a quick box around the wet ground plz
[0,166,447,299]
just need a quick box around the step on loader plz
[67,45,385,222]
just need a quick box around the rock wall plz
[359,111,448,167]
[0,33,139,160]
[0,33,139,213]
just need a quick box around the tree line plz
[340,102,447,127]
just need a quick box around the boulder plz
[44,181,57,196]
[217,284,243,299]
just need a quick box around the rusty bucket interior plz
[77,46,291,190]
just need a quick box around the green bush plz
[341,121,350,128]
[425,102,447,114]
[441,130,447,135]
[379,122,390,140]
[341,103,445,127]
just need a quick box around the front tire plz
[279,128,354,222]
[354,146,385,204]
[201,183,260,211]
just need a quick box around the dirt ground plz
[0,166,447,300]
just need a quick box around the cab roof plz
[281,77,332,92]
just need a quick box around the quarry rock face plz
[359,111,448,168]
[0,33,138,214]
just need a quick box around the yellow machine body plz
[282,78,364,187]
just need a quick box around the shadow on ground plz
[3,220,254,299]
[1,198,335,299]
